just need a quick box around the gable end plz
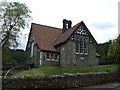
[69,21,98,46]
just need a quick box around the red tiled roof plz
[32,22,81,52]
[54,22,82,46]
[32,23,62,52]
[30,21,97,52]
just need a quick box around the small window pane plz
[84,38,88,54]
[55,54,58,61]
[46,53,50,60]
[43,55,45,60]
[75,42,79,53]
[40,52,42,59]
[74,37,88,55]
[51,54,54,61]
[80,42,83,54]
[55,54,57,60]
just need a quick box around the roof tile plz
[54,22,82,46]
[32,23,62,52]
[30,21,97,52]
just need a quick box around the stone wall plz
[2,72,117,89]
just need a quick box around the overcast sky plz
[4,0,119,50]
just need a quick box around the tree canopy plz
[2,48,27,67]
[96,41,111,64]
[107,35,120,63]
[0,1,31,48]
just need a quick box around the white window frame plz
[79,38,84,54]
[51,54,54,61]
[84,38,88,55]
[46,53,50,60]
[30,42,34,57]
[39,52,42,66]
[40,52,42,59]
[55,54,58,61]
[80,57,84,60]
[75,42,79,54]
[75,36,88,55]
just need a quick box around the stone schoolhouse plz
[26,19,99,68]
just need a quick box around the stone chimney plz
[63,19,72,33]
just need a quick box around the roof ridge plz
[32,23,62,30]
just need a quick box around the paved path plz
[68,82,120,89]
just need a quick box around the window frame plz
[75,42,79,54]
[54,54,58,61]
[79,38,84,54]
[46,53,50,60]
[40,52,42,59]
[75,36,88,55]
[51,54,54,61]
[84,38,88,55]
[30,42,34,57]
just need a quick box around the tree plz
[107,35,120,63]
[0,1,31,48]
[11,49,27,65]
[96,40,111,64]
[2,48,27,66]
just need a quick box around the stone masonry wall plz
[2,72,117,89]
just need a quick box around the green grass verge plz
[12,64,118,76]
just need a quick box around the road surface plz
[68,82,120,89]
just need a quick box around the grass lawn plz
[12,64,118,76]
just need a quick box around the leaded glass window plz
[79,38,83,54]
[84,38,88,54]
[75,36,88,55]
[75,42,79,54]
